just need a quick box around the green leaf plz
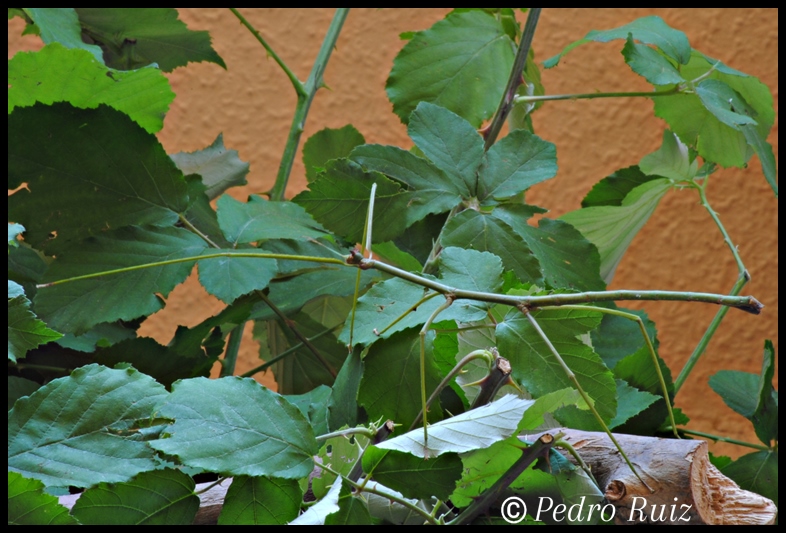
[375,394,534,458]
[95,337,215,389]
[441,209,543,285]
[180,176,232,247]
[609,380,660,429]
[752,340,777,445]
[440,246,503,294]
[8,43,174,133]
[386,11,515,127]
[496,307,617,430]
[550,452,606,525]
[8,295,62,362]
[197,249,277,304]
[363,481,430,524]
[478,129,558,204]
[581,166,661,208]
[708,370,759,418]
[216,195,327,245]
[8,364,168,488]
[406,102,483,195]
[493,207,606,291]
[372,241,423,272]
[544,15,691,68]
[519,388,589,431]
[358,329,445,430]
[218,476,302,525]
[22,8,104,63]
[71,469,199,525]
[293,159,407,243]
[8,471,78,525]
[150,377,318,479]
[8,376,41,411]
[8,280,25,298]
[56,321,137,352]
[351,144,466,223]
[327,347,364,431]
[8,103,190,253]
[560,178,671,283]
[591,305,657,370]
[362,446,462,500]
[721,451,778,512]
[74,8,226,71]
[289,476,342,525]
[639,130,697,181]
[311,434,364,500]
[285,385,332,438]
[34,226,206,335]
[652,51,775,169]
[325,482,373,525]
[169,134,250,200]
[303,125,366,182]
[741,122,778,197]
[621,34,684,86]
[450,436,524,508]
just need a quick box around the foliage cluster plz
[8,8,777,525]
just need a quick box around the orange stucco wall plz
[9,9,777,458]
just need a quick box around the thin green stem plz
[178,213,220,248]
[410,349,494,430]
[240,324,340,378]
[665,427,770,451]
[419,298,453,448]
[377,291,441,338]
[229,8,305,96]
[316,426,376,442]
[484,8,541,149]
[268,9,349,201]
[513,86,680,105]
[554,438,599,489]
[675,179,750,395]
[220,321,245,377]
[543,304,679,439]
[525,311,653,492]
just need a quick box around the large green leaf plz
[721,451,778,512]
[581,166,662,208]
[609,380,660,429]
[351,144,466,222]
[362,447,462,500]
[493,206,606,291]
[8,472,77,525]
[406,102,482,195]
[478,129,558,204]
[56,321,137,353]
[218,476,302,525]
[289,476,342,525]
[8,364,168,488]
[560,178,671,284]
[303,125,366,182]
[439,246,503,294]
[34,226,206,335]
[441,209,543,285]
[325,482,373,525]
[652,51,775,169]
[8,295,62,362]
[358,329,444,430]
[8,44,174,133]
[386,10,515,127]
[621,34,684,86]
[591,305,657,370]
[169,134,249,199]
[8,376,41,411]
[8,103,190,253]
[496,307,617,429]
[293,159,408,243]
[71,469,199,525]
[150,377,318,479]
[449,437,524,508]
[285,385,332,438]
[639,130,697,181]
[327,347,364,431]
[544,15,691,68]
[375,394,534,458]
[74,8,226,71]
[217,194,331,245]
[708,371,759,418]
[22,8,104,62]
[197,249,277,304]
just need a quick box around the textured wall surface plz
[9,9,777,458]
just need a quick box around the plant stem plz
[674,180,750,395]
[240,324,340,378]
[512,86,680,105]
[525,311,653,492]
[220,321,245,377]
[268,9,349,201]
[484,8,541,150]
[178,213,221,249]
[418,298,453,448]
[665,427,770,451]
[229,8,305,96]
[316,426,376,442]
[450,432,560,525]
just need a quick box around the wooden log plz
[522,429,776,525]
